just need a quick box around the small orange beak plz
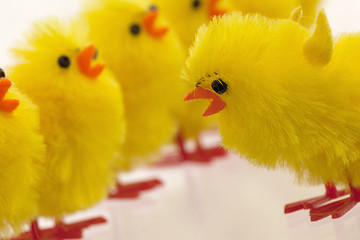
[0,78,19,113]
[209,0,227,18]
[77,45,105,79]
[184,87,226,117]
[143,10,169,39]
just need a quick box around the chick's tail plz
[299,0,323,27]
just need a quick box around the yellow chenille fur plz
[84,0,186,166]
[230,0,322,27]
[0,82,44,238]
[10,19,125,217]
[184,10,360,188]
[153,0,233,49]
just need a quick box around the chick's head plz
[153,0,230,47]
[86,0,171,82]
[85,0,185,106]
[11,19,106,102]
[184,11,330,123]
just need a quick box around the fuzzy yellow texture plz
[0,84,45,238]
[152,0,232,49]
[84,0,187,165]
[185,12,360,187]
[10,19,125,217]
[230,0,322,27]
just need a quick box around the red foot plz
[12,217,106,240]
[284,183,348,214]
[155,134,227,167]
[108,179,163,199]
[310,185,360,221]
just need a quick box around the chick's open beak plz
[184,87,226,117]
[209,0,227,18]
[77,45,105,79]
[143,10,169,39]
[0,78,19,113]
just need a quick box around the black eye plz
[192,0,201,9]
[58,56,71,68]
[93,48,98,60]
[0,68,5,78]
[130,24,141,35]
[150,4,158,11]
[211,79,227,94]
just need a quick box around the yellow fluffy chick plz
[230,0,322,27]
[10,18,125,225]
[184,10,360,221]
[0,71,44,238]
[84,0,186,166]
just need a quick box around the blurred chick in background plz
[152,0,230,49]
[184,9,360,221]
[0,70,45,239]
[230,0,322,27]
[10,18,125,238]
[85,0,207,176]
[84,0,179,163]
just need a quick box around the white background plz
[2,0,360,240]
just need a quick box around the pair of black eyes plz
[211,79,228,94]
[58,49,98,68]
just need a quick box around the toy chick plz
[10,19,125,238]
[84,0,182,167]
[184,9,360,221]
[0,69,45,239]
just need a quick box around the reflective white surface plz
[71,152,360,240]
[2,0,360,239]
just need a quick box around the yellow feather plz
[290,6,303,23]
[303,9,333,66]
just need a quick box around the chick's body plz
[185,12,360,187]
[11,20,125,217]
[0,80,44,237]
[85,0,184,165]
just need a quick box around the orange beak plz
[209,0,227,18]
[77,45,105,79]
[0,78,19,113]
[184,87,226,117]
[143,10,169,39]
